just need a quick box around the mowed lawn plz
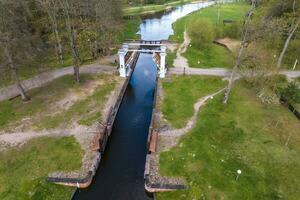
[0,137,83,200]
[162,75,226,128]
[170,2,250,68]
[157,80,300,200]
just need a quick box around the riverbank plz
[0,72,127,199]
[154,76,300,199]
[168,2,249,68]
[123,0,196,17]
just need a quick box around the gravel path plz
[173,31,191,69]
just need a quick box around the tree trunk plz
[61,0,81,83]
[53,21,64,64]
[223,2,255,104]
[70,35,81,83]
[276,19,299,69]
[4,48,30,101]
[223,43,245,104]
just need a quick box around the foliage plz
[0,136,83,200]
[170,2,250,43]
[169,2,249,68]
[280,81,300,105]
[162,76,226,128]
[158,81,300,200]
[187,18,215,50]
[222,21,243,39]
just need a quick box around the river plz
[73,1,213,200]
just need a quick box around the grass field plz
[157,80,300,200]
[183,44,235,68]
[0,74,116,131]
[170,2,250,43]
[162,76,226,128]
[169,2,249,68]
[166,50,177,68]
[0,136,83,200]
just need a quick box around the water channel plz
[73,1,213,200]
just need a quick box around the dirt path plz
[173,31,191,69]
[159,88,225,151]
[0,76,125,152]
[215,38,241,53]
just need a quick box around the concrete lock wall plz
[0,64,116,101]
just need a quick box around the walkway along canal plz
[73,1,214,200]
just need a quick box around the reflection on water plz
[74,1,216,200]
[139,1,214,40]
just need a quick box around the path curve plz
[160,88,225,137]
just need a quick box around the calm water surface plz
[74,2,213,200]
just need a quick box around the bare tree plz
[37,0,64,64]
[276,0,300,69]
[223,0,256,104]
[59,0,82,83]
[0,0,33,101]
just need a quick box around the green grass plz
[0,74,116,130]
[38,75,116,129]
[166,50,177,68]
[158,80,300,200]
[0,136,83,200]
[170,2,250,43]
[183,44,234,68]
[169,2,249,68]
[0,75,89,130]
[123,0,194,16]
[117,18,141,41]
[162,76,226,128]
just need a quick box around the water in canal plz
[73,2,213,200]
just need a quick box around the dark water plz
[73,54,156,200]
[74,2,214,200]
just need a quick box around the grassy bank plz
[162,75,226,128]
[170,2,250,43]
[0,136,83,200]
[169,2,249,68]
[0,74,117,131]
[183,44,234,68]
[158,80,300,199]
[123,0,194,16]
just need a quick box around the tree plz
[276,0,300,69]
[37,0,64,64]
[187,18,215,50]
[0,0,34,101]
[59,0,82,83]
[223,0,256,104]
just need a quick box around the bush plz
[222,21,242,39]
[187,18,215,50]
[280,82,300,105]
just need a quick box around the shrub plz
[222,21,242,39]
[280,82,300,105]
[187,18,215,50]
